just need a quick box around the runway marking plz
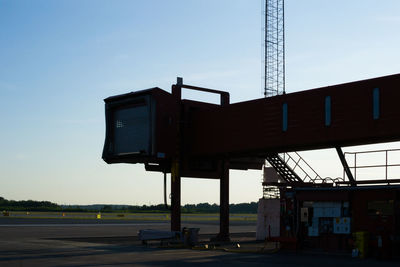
[0,223,167,227]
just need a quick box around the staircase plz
[265,153,303,184]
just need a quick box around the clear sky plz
[1,0,400,205]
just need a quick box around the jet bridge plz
[103,73,400,240]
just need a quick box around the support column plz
[171,160,181,231]
[336,147,356,186]
[218,160,230,241]
[171,80,182,232]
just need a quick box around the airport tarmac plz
[0,217,398,266]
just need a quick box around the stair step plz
[266,153,303,184]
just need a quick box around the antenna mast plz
[264,0,285,97]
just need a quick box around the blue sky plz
[1,0,400,205]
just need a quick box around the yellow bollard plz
[96,213,101,219]
[354,231,369,258]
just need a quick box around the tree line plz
[0,197,258,213]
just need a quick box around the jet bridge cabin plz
[102,83,265,176]
[102,88,178,165]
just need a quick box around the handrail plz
[280,152,322,183]
[344,148,400,154]
[343,148,400,182]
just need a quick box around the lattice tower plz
[264,0,285,97]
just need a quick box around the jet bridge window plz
[282,103,288,132]
[325,96,331,126]
[113,104,151,155]
[373,88,380,120]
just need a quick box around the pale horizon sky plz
[1,0,400,205]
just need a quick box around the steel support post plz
[218,160,230,241]
[336,147,356,186]
[171,79,182,232]
[171,160,181,231]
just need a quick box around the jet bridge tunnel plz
[102,73,400,240]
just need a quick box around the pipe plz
[164,172,168,209]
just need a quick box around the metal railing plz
[343,148,400,184]
[281,152,322,183]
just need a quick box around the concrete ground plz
[0,218,398,266]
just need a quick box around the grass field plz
[1,211,257,222]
